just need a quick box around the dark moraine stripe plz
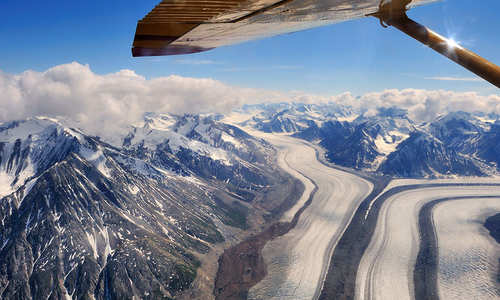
[484,212,500,284]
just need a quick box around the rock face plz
[0,115,286,299]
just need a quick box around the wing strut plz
[371,1,500,88]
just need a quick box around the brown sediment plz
[213,178,318,300]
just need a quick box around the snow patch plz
[336,114,359,122]
[222,112,255,124]
[145,113,176,131]
[0,173,13,199]
[85,231,98,260]
[128,185,139,195]
[374,131,408,155]
[0,156,36,200]
[101,227,113,262]
[79,147,111,178]
[221,132,243,148]
[1,238,9,251]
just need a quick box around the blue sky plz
[1,0,499,95]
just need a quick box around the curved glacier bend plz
[355,184,500,300]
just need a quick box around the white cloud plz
[425,76,482,82]
[331,89,500,122]
[0,62,499,141]
[0,62,287,140]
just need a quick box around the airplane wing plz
[131,0,500,88]
[132,0,439,57]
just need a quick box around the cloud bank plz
[330,89,500,122]
[424,76,482,82]
[0,62,499,139]
[0,62,283,138]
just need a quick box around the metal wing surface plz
[132,0,439,57]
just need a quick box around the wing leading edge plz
[132,0,439,57]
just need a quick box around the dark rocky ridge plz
[484,213,500,284]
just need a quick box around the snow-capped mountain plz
[237,102,355,133]
[427,111,484,153]
[292,107,414,170]
[122,113,275,193]
[3,104,500,299]
[378,130,484,177]
[230,103,500,178]
[0,115,291,299]
[327,108,414,170]
[0,118,81,200]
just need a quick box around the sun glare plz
[446,38,462,49]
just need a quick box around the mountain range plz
[2,102,500,299]
[236,102,500,177]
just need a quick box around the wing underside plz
[132,0,439,57]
